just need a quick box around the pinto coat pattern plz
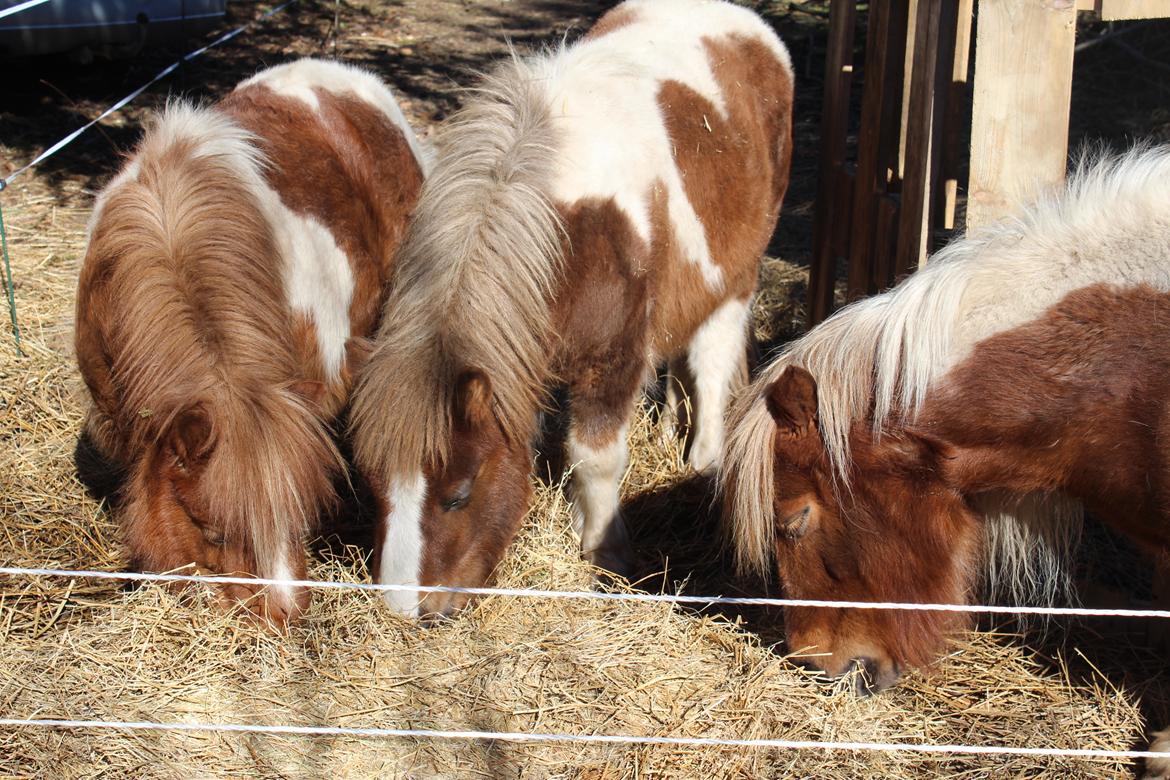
[351,0,794,616]
[75,59,425,624]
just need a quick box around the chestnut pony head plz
[743,366,980,693]
[75,115,341,626]
[78,378,339,627]
[365,370,532,620]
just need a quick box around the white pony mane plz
[723,145,1170,590]
[351,52,564,482]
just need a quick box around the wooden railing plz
[807,0,1170,327]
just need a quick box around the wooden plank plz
[833,166,861,261]
[1077,0,1170,19]
[894,0,945,275]
[879,0,911,177]
[941,0,974,231]
[925,0,961,262]
[896,0,918,181]
[872,0,911,288]
[968,0,1076,229]
[872,194,901,289]
[830,164,856,279]
[846,0,901,300]
[920,0,964,262]
[825,164,856,314]
[807,0,857,326]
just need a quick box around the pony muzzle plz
[389,588,473,624]
[792,642,904,696]
[846,656,902,696]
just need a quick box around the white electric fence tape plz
[3,565,1170,619]
[0,0,52,22]
[0,717,1166,761]
[0,0,299,190]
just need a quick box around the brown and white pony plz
[721,147,1170,776]
[76,59,427,625]
[350,0,793,617]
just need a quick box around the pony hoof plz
[686,437,721,474]
[1143,728,1170,780]
[585,546,636,581]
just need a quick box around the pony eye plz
[440,490,471,513]
[781,506,812,539]
[441,496,469,512]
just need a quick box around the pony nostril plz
[418,597,458,627]
[851,657,880,697]
[849,656,902,696]
[418,609,455,629]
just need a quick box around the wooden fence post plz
[808,0,858,326]
[967,0,1077,229]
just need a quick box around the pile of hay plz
[1,2,1166,777]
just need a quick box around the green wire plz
[0,197,23,357]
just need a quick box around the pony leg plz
[566,419,634,578]
[685,296,751,472]
[1145,727,1170,780]
[659,359,687,448]
[1149,564,1170,778]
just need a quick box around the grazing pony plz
[76,59,426,625]
[351,0,793,617]
[721,147,1170,775]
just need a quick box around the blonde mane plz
[723,146,1170,584]
[351,54,563,482]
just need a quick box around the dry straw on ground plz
[0,155,1156,780]
[1,2,1168,778]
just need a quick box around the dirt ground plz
[2,1,1170,778]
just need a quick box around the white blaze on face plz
[378,472,427,617]
[266,549,298,616]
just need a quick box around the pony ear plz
[345,336,374,376]
[168,404,215,467]
[890,429,954,475]
[454,369,495,430]
[289,379,328,408]
[765,366,818,435]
